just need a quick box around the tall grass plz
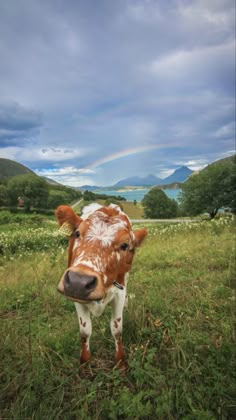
[0,217,235,419]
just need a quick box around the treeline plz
[0,174,82,211]
[0,174,127,213]
[83,190,126,202]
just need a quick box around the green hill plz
[204,154,235,169]
[0,158,35,179]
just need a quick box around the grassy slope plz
[0,218,235,419]
[0,158,35,179]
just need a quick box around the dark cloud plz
[0,102,42,145]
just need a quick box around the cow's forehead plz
[79,204,132,247]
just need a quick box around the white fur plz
[81,203,103,220]
[86,215,128,247]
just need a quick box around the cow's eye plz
[120,243,129,251]
[74,230,80,238]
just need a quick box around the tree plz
[7,174,49,210]
[180,158,236,218]
[142,188,178,219]
[47,190,71,209]
[0,184,9,206]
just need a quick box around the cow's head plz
[56,203,147,303]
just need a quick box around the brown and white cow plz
[56,203,147,366]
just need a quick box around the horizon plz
[0,1,235,187]
[3,154,235,189]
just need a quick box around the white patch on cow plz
[103,274,108,284]
[72,252,85,266]
[73,241,80,252]
[109,203,122,212]
[72,253,103,272]
[116,252,121,262]
[86,216,127,247]
[87,285,124,317]
[81,203,103,220]
[79,260,98,271]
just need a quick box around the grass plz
[0,216,235,419]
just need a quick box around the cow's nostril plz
[85,276,97,290]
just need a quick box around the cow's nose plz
[64,270,97,300]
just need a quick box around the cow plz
[56,203,147,367]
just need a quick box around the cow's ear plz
[133,228,147,247]
[55,206,82,235]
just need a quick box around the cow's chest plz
[77,286,123,317]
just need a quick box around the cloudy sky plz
[0,0,235,187]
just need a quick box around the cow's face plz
[56,204,147,303]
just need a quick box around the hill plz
[0,158,35,179]
[203,154,235,171]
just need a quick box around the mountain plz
[77,185,101,191]
[114,174,162,187]
[0,158,35,179]
[114,167,193,187]
[160,166,193,185]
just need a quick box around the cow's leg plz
[74,303,92,363]
[110,290,126,366]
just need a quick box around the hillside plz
[202,154,235,171]
[0,158,35,179]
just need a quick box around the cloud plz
[147,40,234,93]
[0,146,86,164]
[0,102,42,144]
[35,166,96,187]
[0,0,235,186]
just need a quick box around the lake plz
[93,188,181,202]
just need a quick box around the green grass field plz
[0,215,235,419]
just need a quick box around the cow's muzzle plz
[61,270,98,301]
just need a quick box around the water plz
[93,188,181,202]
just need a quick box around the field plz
[0,213,235,419]
[73,199,144,219]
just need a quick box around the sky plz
[0,0,235,187]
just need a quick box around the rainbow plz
[80,144,164,173]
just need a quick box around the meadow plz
[0,212,235,419]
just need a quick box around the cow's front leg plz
[74,303,92,363]
[110,290,126,366]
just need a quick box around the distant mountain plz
[0,158,35,179]
[114,167,193,187]
[114,174,162,187]
[78,185,101,191]
[160,166,193,185]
